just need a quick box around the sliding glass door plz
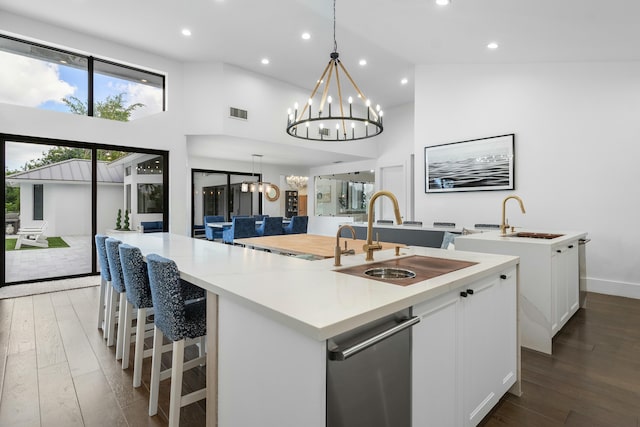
[191,169,262,237]
[2,134,168,286]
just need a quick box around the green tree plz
[23,147,128,170]
[5,169,21,212]
[62,93,144,122]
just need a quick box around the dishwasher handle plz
[328,316,421,361]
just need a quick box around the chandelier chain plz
[333,0,337,53]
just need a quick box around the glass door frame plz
[1,133,169,286]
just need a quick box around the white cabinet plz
[412,267,517,427]
[552,242,579,334]
[456,233,584,355]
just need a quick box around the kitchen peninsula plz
[110,232,520,427]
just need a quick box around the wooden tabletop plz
[235,234,403,259]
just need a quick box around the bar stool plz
[105,237,126,358]
[146,253,207,427]
[118,243,156,383]
[95,234,111,339]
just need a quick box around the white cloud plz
[127,83,163,119]
[0,51,76,107]
[5,142,52,172]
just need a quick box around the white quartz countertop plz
[456,229,588,246]
[110,232,518,340]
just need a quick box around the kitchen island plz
[110,232,519,427]
[456,229,588,354]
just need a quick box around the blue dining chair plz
[256,216,284,236]
[146,253,207,427]
[222,216,258,244]
[283,215,309,234]
[204,215,225,240]
[253,214,269,221]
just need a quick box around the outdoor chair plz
[15,221,49,249]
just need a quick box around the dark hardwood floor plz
[480,292,640,426]
[1,287,639,426]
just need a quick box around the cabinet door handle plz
[556,249,562,253]
[500,274,508,280]
[460,291,468,298]
[568,245,574,249]
[466,289,474,295]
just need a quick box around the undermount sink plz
[337,255,477,286]
[507,232,565,239]
[364,267,416,279]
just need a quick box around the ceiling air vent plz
[318,127,330,137]
[229,107,248,120]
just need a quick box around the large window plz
[0,34,165,121]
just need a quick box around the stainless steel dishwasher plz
[326,308,420,427]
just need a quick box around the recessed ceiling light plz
[401,78,408,85]
[301,32,311,40]
[181,28,192,37]
[261,58,270,65]
[436,0,451,5]
[487,42,499,49]
[359,59,367,66]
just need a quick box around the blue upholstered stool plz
[119,244,155,383]
[95,234,111,339]
[105,237,126,358]
[146,253,207,427]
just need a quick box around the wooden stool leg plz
[106,286,118,346]
[121,299,132,369]
[133,308,147,387]
[97,277,107,331]
[168,339,185,427]
[149,326,164,416]
[115,292,126,360]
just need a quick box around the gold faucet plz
[500,195,526,235]
[364,190,403,261]
[334,224,356,267]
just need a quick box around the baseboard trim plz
[587,277,640,299]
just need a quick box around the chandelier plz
[286,175,309,189]
[241,154,272,193]
[286,0,383,142]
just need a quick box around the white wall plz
[18,182,122,236]
[414,62,640,297]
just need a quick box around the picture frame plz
[425,134,515,193]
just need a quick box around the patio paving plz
[4,235,94,283]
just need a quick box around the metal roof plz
[7,159,124,183]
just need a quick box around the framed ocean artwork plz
[425,134,515,193]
